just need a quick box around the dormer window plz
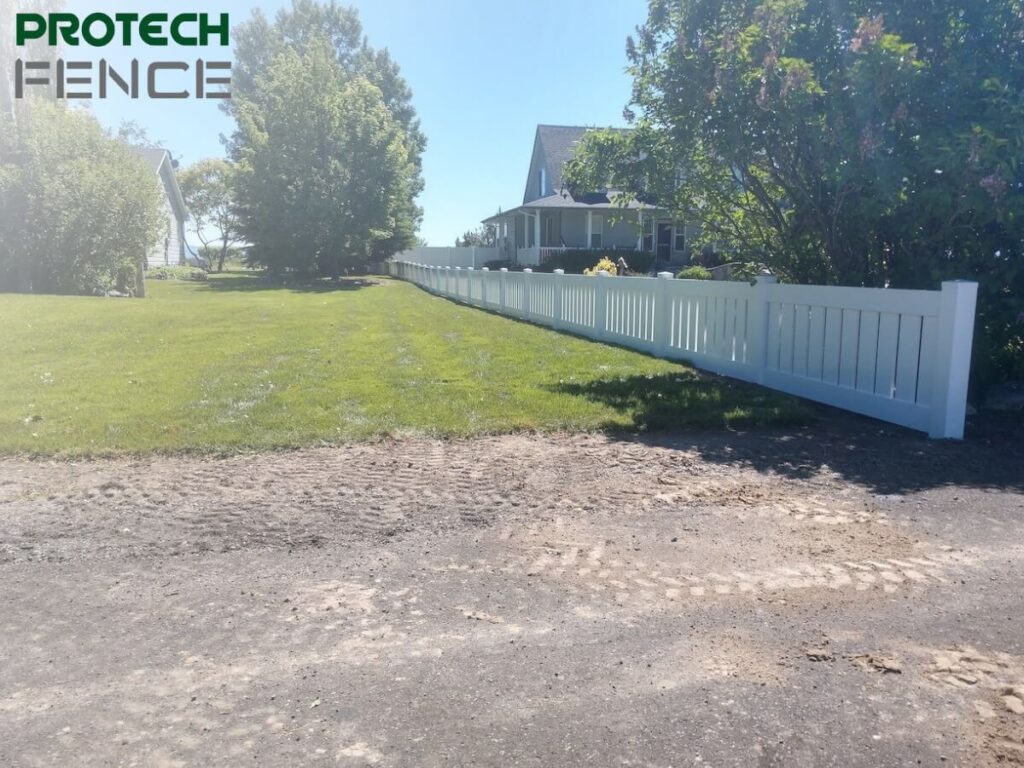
[539,168,547,197]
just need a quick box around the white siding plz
[145,164,186,268]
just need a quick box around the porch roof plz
[482,192,664,224]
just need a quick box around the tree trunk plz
[134,260,146,298]
[218,242,229,272]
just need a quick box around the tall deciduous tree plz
[179,159,242,272]
[565,0,1024,390]
[0,103,163,295]
[227,1,424,275]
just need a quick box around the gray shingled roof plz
[535,125,632,195]
[481,192,657,224]
[132,147,188,220]
[135,147,169,173]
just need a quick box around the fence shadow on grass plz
[550,372,815,432]
[202,272,384,293]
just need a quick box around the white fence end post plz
[499,268,508,310]
[929,280,979,439]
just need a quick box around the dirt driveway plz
[1,415,1022,767]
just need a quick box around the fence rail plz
[388,261,978,438]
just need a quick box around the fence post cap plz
[500,268,508,273]
[597,270,610,277]
[467,267,474,271]
[445,266,451,270]
[481,267,489,272]
[553,269,565,275]
[523,268,533,273]
[756,273,777,285]
[657,271,674,279]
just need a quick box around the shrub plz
[539,249,656,275]
[583,257,618,276]
[0,103,164,295]
[483,259,526,271]
[676,266,712,280]
[147,266,208,282]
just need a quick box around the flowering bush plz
[583,257,617,276]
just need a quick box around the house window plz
[540,168,547,197]
[674,222,686,253]
[590,215,603,248]
[675,167,686,189]
[641,217,654,252]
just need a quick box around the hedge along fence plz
[389,261,979,439]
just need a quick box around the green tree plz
[455,225,496,247]
[227,1,424,275]
[179,159,242,273]
[0,103,164,295]
[565,0,1024,390]
[232,40,414,277]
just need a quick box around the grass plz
[0,273,813,456]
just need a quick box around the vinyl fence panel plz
[388,260,977,438]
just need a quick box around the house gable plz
[521,125,641,206]
[523,125,594,204]
[134,147,189,268]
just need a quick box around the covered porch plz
[484,203,690,267]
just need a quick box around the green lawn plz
[0,273,812,456]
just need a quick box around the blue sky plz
[64,0,648,245]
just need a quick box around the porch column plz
[534,211,541,251]
[586,211,593,248]
[522,212,529,248]
[637,210,644,251]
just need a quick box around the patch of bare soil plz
[1,421,1022,766]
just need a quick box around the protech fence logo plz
[13,12,232,100]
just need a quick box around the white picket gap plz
[388,261,978,439]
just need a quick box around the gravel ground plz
[1,414,1022,767]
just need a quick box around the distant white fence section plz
[388,261,978,439]
[396,246,500,269]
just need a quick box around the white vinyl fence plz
[389,261,978,439]
[397,246,500,269]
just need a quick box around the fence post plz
[481,267,489,308]
[522,268,533,320]
[751,273,777,384]
[929,280,979,439]
[654,272,674,357]
[467,267,475,305]
[444,266,452,296]
[594,271,610,341]
[553,269,565,330]
[499,268,508,312]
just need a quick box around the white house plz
[135,147,188,269]
[482,125,694,267]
